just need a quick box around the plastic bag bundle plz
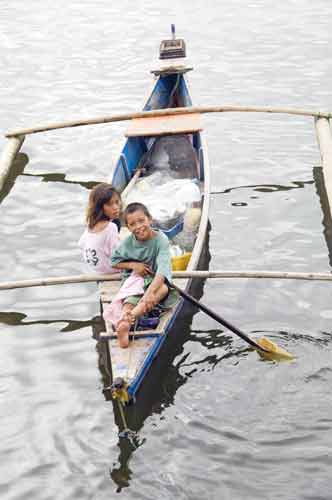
[125,172,201,230]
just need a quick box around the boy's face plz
[126,209,153,241]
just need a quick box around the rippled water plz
[1,1,332,499]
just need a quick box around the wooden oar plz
[166,278,294,361]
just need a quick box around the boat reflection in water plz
[93,235,211,492]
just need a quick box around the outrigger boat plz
[0,29,295,405]
[98,27,211,403]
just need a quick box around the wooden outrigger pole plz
[1,104,332,207]
[0,135,25,192]
[1,270,332,291]
[4,105,332,138]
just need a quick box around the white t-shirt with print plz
[78,221,120,273]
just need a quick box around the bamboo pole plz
[1,270,332,291]
[174,270,332,280]
[0,273,121,290]
[5,106,332,138]
[315,117,332,217]
[0,136,25,191]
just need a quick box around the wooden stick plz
[120,168,142,201]
[0,136,25,191]
[1,270,332,291]
[5,106,332,138]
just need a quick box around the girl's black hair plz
[86,183,121,230]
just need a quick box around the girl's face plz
[126,209,153,241]
[103,194,121,220]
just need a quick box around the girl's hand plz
[132,262,152,276]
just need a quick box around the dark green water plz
[1,1,332,498]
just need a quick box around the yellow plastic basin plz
[171,252,192,271]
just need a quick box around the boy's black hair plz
[123,202,151,224]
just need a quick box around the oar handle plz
[166,278,268,352]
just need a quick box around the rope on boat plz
[114,400,138,447]
[111,379,138,445]
[116,401,133,438]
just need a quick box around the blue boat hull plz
[102,67,210,403]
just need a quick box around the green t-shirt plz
[111,230,172,281]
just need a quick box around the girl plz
[78,183,121,273]
[108,202,177,348]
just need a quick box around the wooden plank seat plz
[125,113,202,137]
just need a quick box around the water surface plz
[1,1,332,499]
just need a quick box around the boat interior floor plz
[142,133,199,179]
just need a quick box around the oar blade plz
[256,336,294,361]
[166,278,295,361]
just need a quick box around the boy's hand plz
[132,262,152,276]
[140,292,157,313]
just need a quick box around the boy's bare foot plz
[116,318,130,348]
[123,309,136,326]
